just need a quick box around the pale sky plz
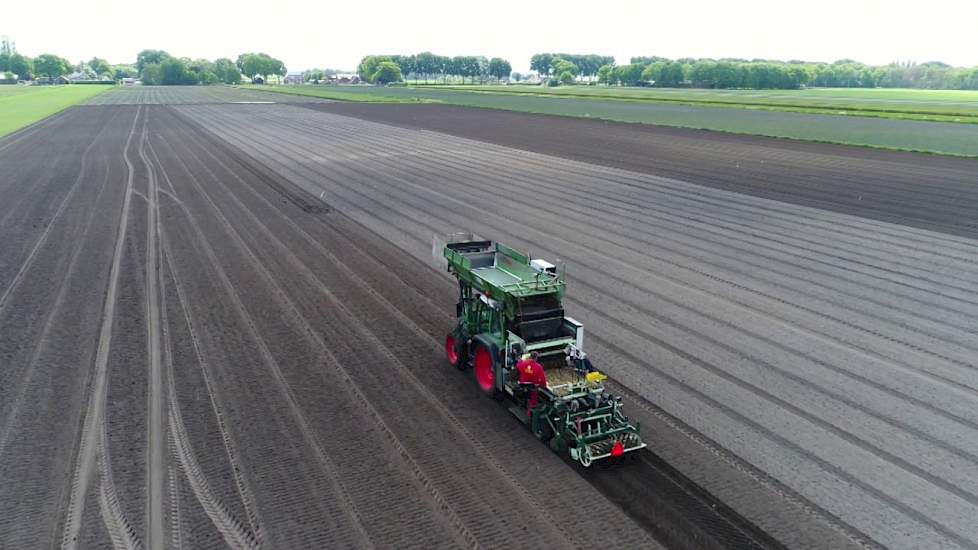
[3,0,976,72]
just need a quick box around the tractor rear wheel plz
[473,343,496,394]
[445,332,466,370]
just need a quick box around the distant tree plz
[34,54,71,78]
[597,64,614,84]
[213,58,240,84]
[136,49,170,74]
[390,54,416,78]
[652,61,684,86]
[530,53,555,76]
[487,57,512,81]
[184,58,216,84]
[510,72,523,82]
[88,57,112,77]
[0,37,13,72]
[304,68,325,82]
[8,53,32,80]
[551,58,578,79]
[243,52,285,82]
[372,61,402,84]
[613,63,644,86]
[141,63,162,84]
[558,71,575,84]
[112,64,136,80]
[356,55,392,83]
[415,51,438,83]
[630,56,668,65]
[160,57,188,85]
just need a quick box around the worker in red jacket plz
[517,352,547,414]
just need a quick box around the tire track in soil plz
[159,239,260,550]
[153,123,477,550]
[137,105,165,550]
[149,136,263,544]
[0,144,116,461]
[153,128,403,549]
[0,109,120,318]
[61,106,142,550]
[161,114,585,549]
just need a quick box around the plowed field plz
[2,88,975,549]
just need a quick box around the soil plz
[3,93,975,549]
[309,102,978,239]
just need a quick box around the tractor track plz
[160,236,261,550]
[151,135,383,550]
[59,106,143,550]
[137,106,166,550]
[0,148,116,462]
[151,139,264,544]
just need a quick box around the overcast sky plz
[3,0,976,72]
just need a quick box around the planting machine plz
[442,237,646,467]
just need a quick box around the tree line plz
[0,38,131,81]
[357,53,513,84]
[0,39,288,86]
[590,56,978,90]
[135,50,285,85]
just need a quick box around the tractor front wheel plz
[445,332,466,370]
[473,343,496,394]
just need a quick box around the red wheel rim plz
[445,334,459,365]
[474,346,494,392]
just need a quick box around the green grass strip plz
[237,84,436,103]
[0,85,113,138]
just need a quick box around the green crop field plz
[0,85,113,137]
[419,85,978,123]
[258,85,978,156]
[238,84,431,103]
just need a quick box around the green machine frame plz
[443,238,645,467]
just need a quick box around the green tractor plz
[442,237,646,467]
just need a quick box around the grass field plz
[418,85,978,123]
[256,85,978,156]
[0,85,113,137]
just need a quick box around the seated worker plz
[517,352,547,414]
